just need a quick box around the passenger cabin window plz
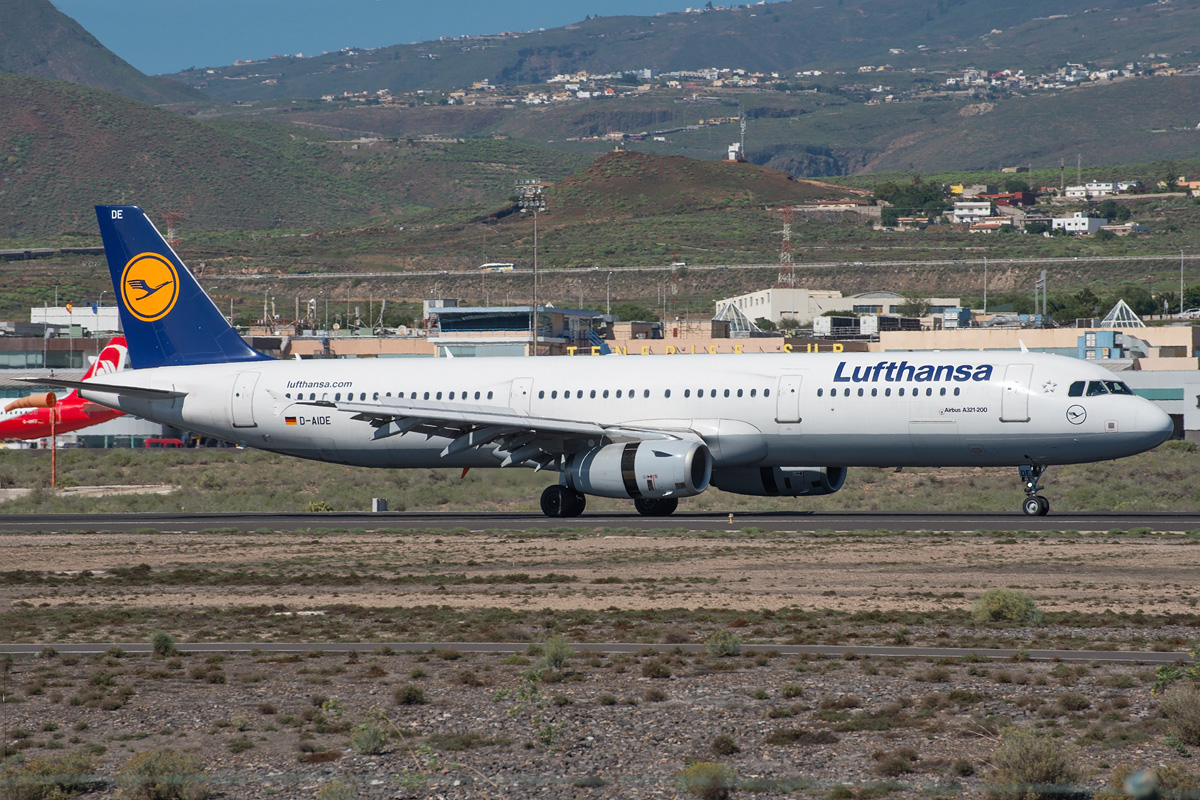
[817,389,823,397]
[664,389,671,398]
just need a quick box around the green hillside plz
[0,0,206,108]
[550,150,860,218]
[0,75,590,238]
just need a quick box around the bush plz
[677,762,737,800]
[393,684,426,706]
[642,660,672,679]
[984,729,1079,800]
[705,631,742,658]
[1159,683,1200,746]
[973,589,1042,625]
[315,778,357,800]
[150,632,177,658]
[0,750,94,800]
[116,748,209,800]
[710,734,740,756]
[541,636,572,671]
[349,721,389,755]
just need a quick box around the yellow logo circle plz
[120,253,179,322]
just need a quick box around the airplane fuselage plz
[82,350,1171,470]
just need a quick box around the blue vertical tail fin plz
[95,205,270,369]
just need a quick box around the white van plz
[480,262,515,272]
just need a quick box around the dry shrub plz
[676,762,736,800]
[1159,682,1200,746]
[0,750,94,800]
[116,748,209,800]
[984,729,1079,800]
[973,589,1042,625]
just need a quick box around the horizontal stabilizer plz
[17,376,186,400]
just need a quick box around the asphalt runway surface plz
[2,510,1199,533]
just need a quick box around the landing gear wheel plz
[1018,464,1051,517]
[540,485,586,518]
[563,489,586,518]
[634,497,679,517]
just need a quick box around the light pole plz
[517,180,547,356]
[983,256,987,314]
[606,271,613,316]
[1182,249,1186,317]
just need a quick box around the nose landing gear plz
[1019,464,1050,516]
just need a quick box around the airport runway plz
[0,641,1192,664]
[2,510,1199,533]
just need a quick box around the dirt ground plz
[2,528,1199,799]
[0,528,1198,616]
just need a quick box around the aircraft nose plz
[1136,403,1174,448]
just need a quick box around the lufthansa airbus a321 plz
[28,206,1175,517]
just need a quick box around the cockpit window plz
[1086,381,1109,396]
[1105,381,1134,396]
[1068,381,1085,397]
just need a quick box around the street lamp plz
[517,180,547,356]
[606,271,613,316]
[1182,249,1186,318]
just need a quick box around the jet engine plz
[565,440,712,500]
[710,466,847,497]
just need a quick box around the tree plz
[1002,177,1030,193]
[755,317,778,331]
[1092,199,1130,221]
[897,294,931,317]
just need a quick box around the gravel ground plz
[2,528,1199,798]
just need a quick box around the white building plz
[952,201,993,224]
[30,305,121,335]
[1052,211,1105,235]
[715,289,961,327]
[1084,181,1115,196]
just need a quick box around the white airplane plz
[31,205,1174,518]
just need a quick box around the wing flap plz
[303,398,684,466]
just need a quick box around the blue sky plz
[52,0,695,76]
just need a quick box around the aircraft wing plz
[315,397,686,469]
[17,376,186,400]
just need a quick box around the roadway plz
[209,252,1200,281]
[2,510,1199,533]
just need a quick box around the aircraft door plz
[509,377,533,414]
[1000,364,1033,423]
[231,371,260,428]
[775,374,803,424]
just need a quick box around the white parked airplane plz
[30,206,1175,517]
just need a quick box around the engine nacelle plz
[566,440,712,500]
[710,466,847,497]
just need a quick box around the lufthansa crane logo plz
[120,253,178,322]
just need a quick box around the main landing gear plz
[1019,464,1050,516]
[540,485,586,518]
[634,498,678,517]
